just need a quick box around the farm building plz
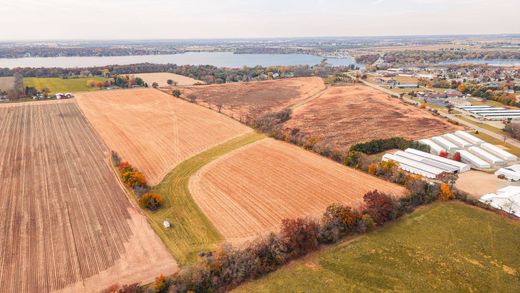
[480,186,520,217]
[468,146,505,165]
[419,139,446,155]
[458,150,491,169]
[383,148,470,178]
[495,165,520,181]
[458,105,520,120]
[454,131,484,146]
[405,148,470,173]
[431,136,460,153]
[443,133,473,148]
[481,143,518,162]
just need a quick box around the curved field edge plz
[233,202,520,293]
[146,132,265,266]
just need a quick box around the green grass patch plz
[455,115,504,135]
[146,132,264,266]
[473,132,520,157]
[234,202,520,292]
[23,77,107,94]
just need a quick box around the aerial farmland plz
[173,77,326,120]
[132,72,204,86]
[283,85,462,149]
[76,88,252,185]
[0,100,177,292]
[190,138,407,243]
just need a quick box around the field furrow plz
[190,138,407,244]
[0,101,178,292]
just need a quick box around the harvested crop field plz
[76,88,251,185]
[190,138,406,244]
[132,72,204,86]
[0,101,177,293]
[173,77,326,120]
[284,85,462,149]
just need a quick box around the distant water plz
[438,59,520,66]
[0,52,361,69]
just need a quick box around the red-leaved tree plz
[362,190,397,226]
[280,218,319,260]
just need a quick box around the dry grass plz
[190,138,407,244]
[132,72,204,87]
[0,101,177,293]
[283,85,462,149]
[76,88,252,185]
[172,77,326,120]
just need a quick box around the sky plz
[0,0,519,40]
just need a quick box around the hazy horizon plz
[1,0,519,40]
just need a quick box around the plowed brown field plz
[173,77,326,120]
[284,85,462,149]
[189,138,406,244]
[76,88,251,185]
[0,101,177,293]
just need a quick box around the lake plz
[0,52,361,69]
[438,59,520,66]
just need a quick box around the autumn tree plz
[363,190,397,225]
[439,183,454,201]
[167,79,174,86]
[139,193,163,211]
[152,82,159,88]
[279,218,319,259]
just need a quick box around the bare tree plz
[187,94,197,103]
[216,103,223,113]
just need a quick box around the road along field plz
[23,77,108,94]
[76,88,252,185]
[172,77,326,120]
[132,72,204,86]
[234,202,520,292]
[283,85,462,149]
[189,138,407,244]
[0,100,177,293]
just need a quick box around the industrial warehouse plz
[457,105,520,120]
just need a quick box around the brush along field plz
[76,88,251,185]
[132,72,204,86]
[189,138,407,244]
[235,202,520,292]
[283,85,462,149]
[23,77,108,94]
[0,76,15,91]
[0,100,177,293]
[173,77,326,119]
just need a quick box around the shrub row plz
[349,137,430,155]
[111,151,163,211]
[107,180,452,293]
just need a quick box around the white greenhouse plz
[431,136,460,153]
[480,143,518,161]
[453,131,484,146]
[418,139,446,155]
[405,148,470,173]
[443,133,473,148]
[468,146,505,165]
[458,150,491,169]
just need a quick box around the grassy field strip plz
[234,202,520,292]
[474,131,520,157]
[455,114,504,135]
[146,132,265,266]
[24,77,107,94]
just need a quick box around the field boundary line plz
[140,131,265,266]
[289,85,329,110]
